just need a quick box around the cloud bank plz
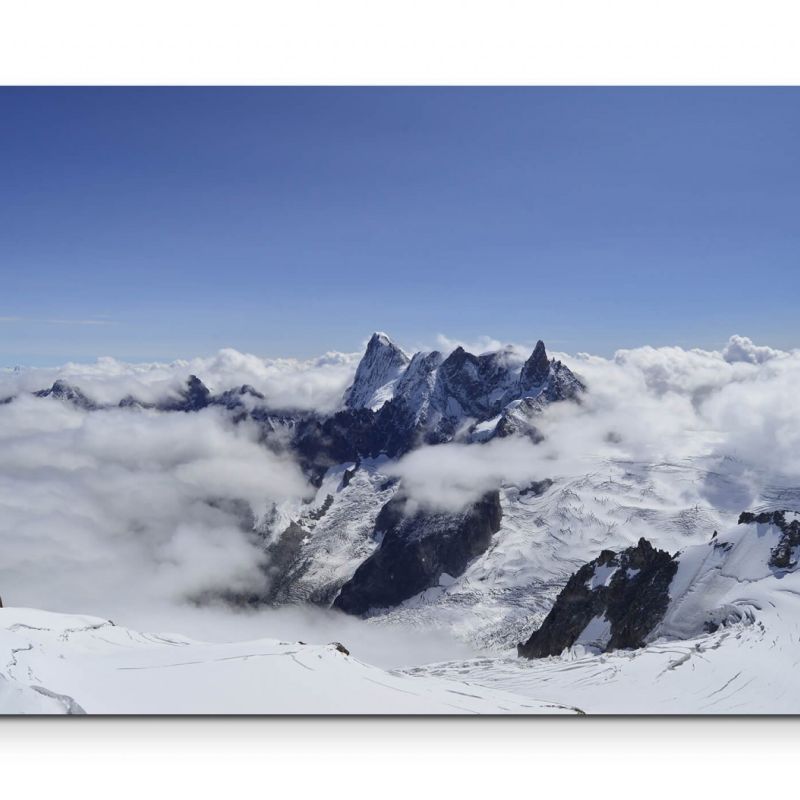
[0,347,360,412]
[0,397,311,621]
[390,335,800,511]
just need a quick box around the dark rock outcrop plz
[118,394,153,409]
[292,401,417,484]
[739,510,800,570]
[435,346,520,421]
[34,380,99,410]
[519,340,550,392]
[518,478,554,497]
[518,538,678,659]
[158,375,211,412]
[211,384,265,410]
[333,491,503,616]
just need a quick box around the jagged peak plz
[34,379,98,409]
[363,332,410,362]
[367,331,396,347]
[39,378,83,396]
[344,333,411,410]
[182,375,211,403]
[156,374,211,412]
[520,339,551,391]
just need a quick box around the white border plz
[0,717,795,797]
[1,0,799,85]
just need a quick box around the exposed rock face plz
[392,350,444,423]
[518,478,554,497]
[738,510,800,570]
[518,538,678,659]
[292,335,584,472]
[34,380,99,410]
[158,375,211,412]
[434,346,521,422]
[22,333,584,476]
[333,491,503,616]
[344,333,411,411]
[211,384,265,410]
[118,394,151,409]
[519,340,550,392]
[544,360,585,402]
[489,397,546,442]
[292,402,416,484]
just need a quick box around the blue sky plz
[2,87,799,365]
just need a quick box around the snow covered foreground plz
[0,608,576,714]
[2,515,799,714]
[411,517,800,714]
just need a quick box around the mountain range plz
[2,332,798,713]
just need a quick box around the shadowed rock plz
[157,375,211,412]
[34,380,100,410]
[739,510,800,570]
[519,340,550,391]
[334,490,503,616]
[518,538,678,659]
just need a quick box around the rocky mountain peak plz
[343,332,411,411]
[34,380,99,410]
[434,345,522,423]
[158,375,212,412]
[182,375,211,410]
[519,340,550,392]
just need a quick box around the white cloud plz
[436,333,515,357]
[0,397,312,624]
[0,347,360,412]
[722,334,786,365]
[391,335,800,511]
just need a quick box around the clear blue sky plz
[2,87,799,365]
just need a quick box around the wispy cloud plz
[44,318,113,326]
[0,316,112,326]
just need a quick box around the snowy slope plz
[5,511,795,715]
[0,607,577,715]
[262,453,774,654]
[343,333,410,411]
[364,456,735,649]
[406,617,797,714]
[407,514,800,713]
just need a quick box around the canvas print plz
[1,87,797,715]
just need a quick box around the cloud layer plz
[0,397,311,623]
[1,347,360,412]
[390,335,800,511]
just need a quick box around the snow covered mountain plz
[343,332,411,411]
[519,508,800,659]
[411,510,800,713]
[3,332,800,713]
